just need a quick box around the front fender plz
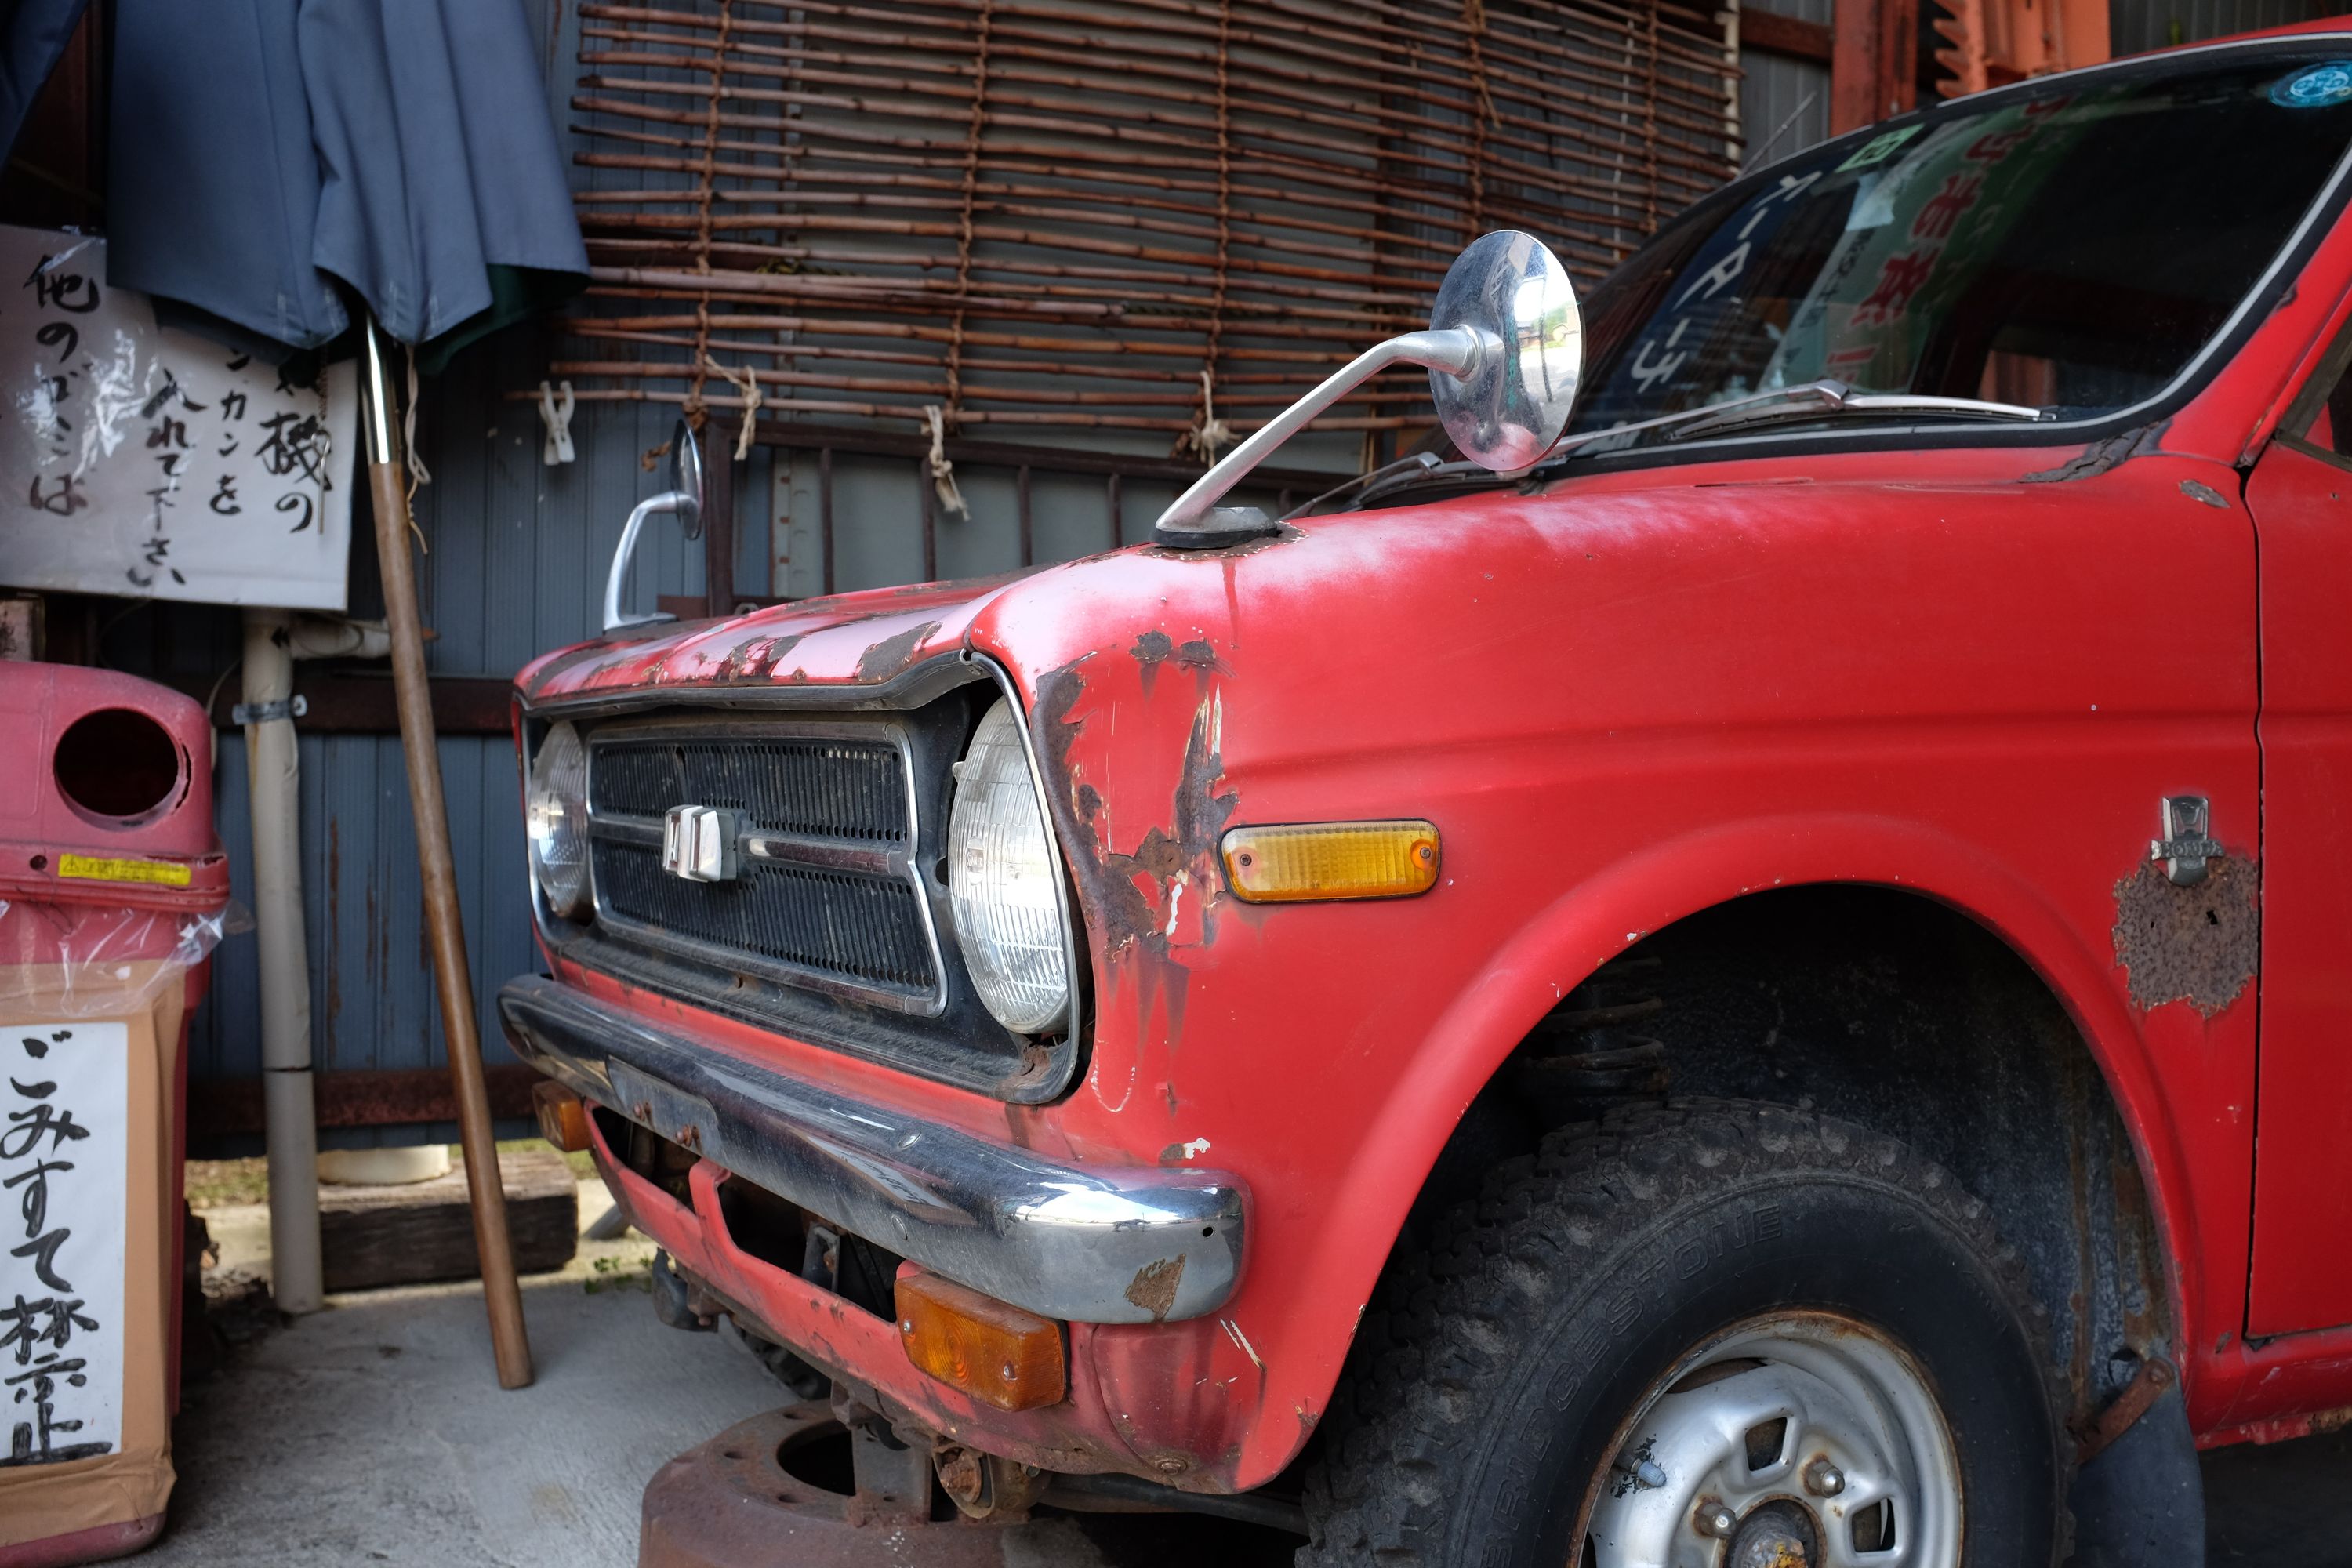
[966,448,2257,1486]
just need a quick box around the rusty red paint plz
[501,26,2352,1493]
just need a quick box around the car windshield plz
[1563,45,2352,452]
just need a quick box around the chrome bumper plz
[496,976,1247,1324]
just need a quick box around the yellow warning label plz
[56,853,194,887]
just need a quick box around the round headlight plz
[949,698,1073,1034]
[527,720,592,921]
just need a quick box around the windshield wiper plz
[1548,379,2048,462]
[1288,451,1443,517]
[1300,379,2050,513]
[1290,449,1541,516]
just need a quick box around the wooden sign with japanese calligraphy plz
[1,1020,125,1470]
[0,224,356,610]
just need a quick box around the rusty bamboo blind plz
[550,0,1740,453]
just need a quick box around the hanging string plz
[941,0,993,434]
[1643,0,1664,234]
[399,344,430,554]
[684,0,735,426]
[402,345,433,492]
[1175,371,1234,463]
[714,361,761,459]
[922,405,967,517]
[1464,0,1494,238]
[1183,0,1234,464]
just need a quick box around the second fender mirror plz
[1428,230,1584,473]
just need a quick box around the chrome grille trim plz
[583,717,949,1016]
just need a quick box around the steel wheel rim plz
[1581,1312,1962,1568]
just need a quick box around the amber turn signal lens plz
[1220,819,1441,903]
[896,1269,1068,1413]
[532,1080,592,1153]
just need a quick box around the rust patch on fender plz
[1035,655,1239,1044]
[2112,857,2258,1016]
[1124,1256,1186,1322]
[855,619,942,681]
[715,631,807,684]
[1171,638,1230,685]
[1131,630,1174,697]
[1131,630,1229,696]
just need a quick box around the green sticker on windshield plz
[1835,125,1924,172]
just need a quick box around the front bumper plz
[496,975,1247,1324]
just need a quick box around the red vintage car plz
[503,24,2352,1567]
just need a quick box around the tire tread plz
[1298,1098,2056,1567]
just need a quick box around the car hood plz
[516,437,2241,715]
[513,572,1031,706]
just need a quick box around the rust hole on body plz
[2111,856,2258,1016]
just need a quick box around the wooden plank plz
[701,416,739,618]
[320,1146,579,1291]
[188,1063,545,1135]
[1741,8,1835,64]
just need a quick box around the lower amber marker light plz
[897,1269,1068,1413]
[1220,819,1441,904]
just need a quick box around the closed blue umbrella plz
[85,0,590,1389]
[106,0,585,364]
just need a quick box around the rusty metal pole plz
[359,317,534,1389]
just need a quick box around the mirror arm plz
[1155,327,1485,535]
[604,488,697,632]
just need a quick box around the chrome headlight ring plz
[948,696,1074,1034]
[527,720,593,921]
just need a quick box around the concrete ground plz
[143,1178,2352,1566]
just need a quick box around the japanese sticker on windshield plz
[1835,125,1926,172]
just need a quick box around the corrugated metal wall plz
[1742,0,1833,170]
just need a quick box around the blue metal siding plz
[1740,49,1832,170]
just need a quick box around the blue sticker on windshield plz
[2273,62,2352,108]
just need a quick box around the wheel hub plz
[1727,1500,1820,1568]
[1584,1314,1961,1568]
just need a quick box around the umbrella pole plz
[359,315,535,1390]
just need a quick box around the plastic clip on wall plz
[0,664,232,1567]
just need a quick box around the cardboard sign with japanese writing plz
[1,1020,126,1469]
[0,224,356,610]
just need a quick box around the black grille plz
[590,739,908,844]
[593,841,937,991]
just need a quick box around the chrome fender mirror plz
[604,418,707,631]
[1153,230,1582,546]
[1428,230,1582,471]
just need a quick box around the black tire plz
[1300,1100,2063,1567]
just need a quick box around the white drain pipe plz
[240,608,322,1315]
